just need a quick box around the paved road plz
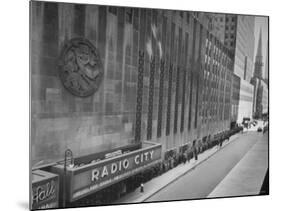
[145,132,264,202]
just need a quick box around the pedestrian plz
[183,151,187,164]
[193,141,198,161]
[194,147,198,161]
[178,153,182,164]
[140,183,144,193]
[186,150,190,163]
[161,162,165,173]
[227,132,230,141]
[219,136,223,148]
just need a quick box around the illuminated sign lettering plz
[91,151,154,182]
[31,176,59,210]
[65,144,161,201]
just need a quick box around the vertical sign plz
[135,51,145,142]
[157,60,165,137]
[174,66,180,133]
[166,21,175,136]
[180,32,189,132]
[188,18,197,130]
[147,57,156,140]
[166,64,173,136]
[134,9,146,142]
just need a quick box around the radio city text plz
[91,150,155,182]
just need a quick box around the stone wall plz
[31,2,136,167]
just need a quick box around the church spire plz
[264,41,268,82]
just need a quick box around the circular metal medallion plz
[58,38,103,97]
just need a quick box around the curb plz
[138,134,240,202]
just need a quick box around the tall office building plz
[254,29,263,79]
[212,14,256,81]
[208,14,226,43]
[234,16,255,123]
[235,16,256,82]
[210,14,256,124]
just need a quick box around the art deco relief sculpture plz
[58,38,103,97]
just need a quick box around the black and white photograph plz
[29,0,269,210]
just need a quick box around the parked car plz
[263,124,269,133]
[257,127,263,132]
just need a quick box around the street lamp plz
[63,149,73,208]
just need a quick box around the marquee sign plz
[58,38,103,97]
[51,142,161,202]
[31,170,59,210]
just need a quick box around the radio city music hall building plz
[30,1,236,208]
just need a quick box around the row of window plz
[225,33,235,39]
[205,38,231,67]
[215,16,236,23]
[201,32,233,124]
[225,25,235,31]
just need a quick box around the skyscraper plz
[209,14,226,43]
[254,29,263,79]
[209,14,256,124]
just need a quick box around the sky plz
[254,16,269,78]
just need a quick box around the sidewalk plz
[112,133,240,204]
[207,133,268,198]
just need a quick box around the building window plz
[231,26,235,30]
[109,6,117,15]
[232,17,235,22]
[125,8,133,23]
[226,26,229,30]
[220,17,223,22]
[186,13,190,23]
[226,17,229,22]
[180,11,183,18]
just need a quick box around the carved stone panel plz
[58,38,103,97]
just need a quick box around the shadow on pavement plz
[259,168,269,195]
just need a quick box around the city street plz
[145,131,268,202]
